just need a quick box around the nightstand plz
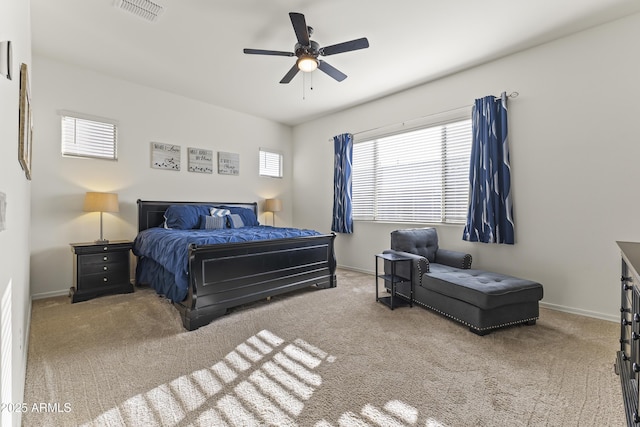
[69,240,133,303]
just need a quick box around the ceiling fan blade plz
[321,37,369,56]
[243,48,294,57]
[280,64,300,84]
[318,60,347,82]
[289,12,310,45]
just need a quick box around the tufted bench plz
[384,227,544,335]
[419,265,544,335]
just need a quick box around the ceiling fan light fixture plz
[297,55,318,72]
[243,12,369,84]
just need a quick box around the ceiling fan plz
[243,12,369,84]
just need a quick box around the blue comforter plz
[132,226,321,302]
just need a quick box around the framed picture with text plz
[218,151,239,175]
[188,147,213,173]
[150,142,181,171]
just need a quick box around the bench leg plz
[470,327,490,336]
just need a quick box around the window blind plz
[259,149,283,178]
[352,118,472,224]
[60,112,118,160]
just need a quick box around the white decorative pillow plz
[210,208,231,217]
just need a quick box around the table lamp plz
[83,192,119,243]
[264,198,282,226]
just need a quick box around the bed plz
[133,200,337,330]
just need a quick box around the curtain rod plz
[328,91,519,142]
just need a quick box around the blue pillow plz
[164,204,212,229]
[221,206,259,226]
[226,214,245,229]
[198,215,226,230]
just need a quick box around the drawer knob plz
[103,277,108,282]
[633,332,640,341]
[623,318,632,326]
[622,306,631,313]
[624,283,633,291]
[103,247,108,251]
[635,313,640,322]
[633,362,640,373]
[103,266,108,271]
[103,256,108,261]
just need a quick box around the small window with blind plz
[352,118,472,224]
[60,111,118,160]
[259,148,283,178]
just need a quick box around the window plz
[352,118,472,224]
[60,111,118,160]
[259,148,283,178]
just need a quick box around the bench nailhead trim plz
[395,291,539,332]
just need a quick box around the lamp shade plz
[264,198,282,213]
[83,192,119,213]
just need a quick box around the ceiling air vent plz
[114,0,165,23]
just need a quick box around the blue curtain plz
[332,133,353,233]
[463,92,514,244]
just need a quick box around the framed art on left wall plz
[18,63,32,180]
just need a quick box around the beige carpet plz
[23,269,623,426]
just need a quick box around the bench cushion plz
[422,266,543,310]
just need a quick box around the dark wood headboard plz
[136,200,259,232]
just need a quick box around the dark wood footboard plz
[136,200,337,331]
[178,233,336,330]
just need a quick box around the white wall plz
[292,13,640,321]
[0,1,31,426]
[30,56,293,298]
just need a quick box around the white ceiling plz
[30,0,640,126]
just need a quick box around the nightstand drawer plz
[78,270,130,290]
[78,251,128,272]
[78,259,128,276]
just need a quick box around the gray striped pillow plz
[201,215,226,229]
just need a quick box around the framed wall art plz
[150,142,181,171]
[188,147,213,174]
[0,191,6,232]
[218,151,239,176]
[0,41,12,80]
[18,63,32,180]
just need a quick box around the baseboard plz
[339,265,618,323]
[539,301,617,323]
[31,289,70,300]
[22,301,33,362]
[17,298,32,427]
[22,298,31,369]
[337,264,374,275]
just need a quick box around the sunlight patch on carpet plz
[315,399,446,427]
[81,329,440,427]
[82,329,334,426]
[385,400,419,424]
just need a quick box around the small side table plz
[69,240,133,303]
[375,252,413,309]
